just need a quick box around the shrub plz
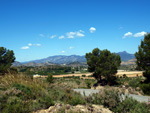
[37,95,54,109]
[12,83,33,99]
[86,89,123,109]
[75,80,80,85]
[123,74,127,78]
[1,98,31,113]
[140,83,150,95]
[114,96,150,113]
[82,75,86,77]
[128,78,140,88]
[68,92,85,106]
[100,89,123,109]
[85,80,91,88]
[46,74,53,83]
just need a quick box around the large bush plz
[114,97,150,113]
[86,89,123,109]
[140,83,150,95]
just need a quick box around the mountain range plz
[13,51,135,66]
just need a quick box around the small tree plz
[135,33,150,83]
[0,47,15,75]
[47,74,53,83]
[85,48,121,85]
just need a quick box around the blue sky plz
[0,0,150,62]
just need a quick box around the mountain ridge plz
[13,51,135,66]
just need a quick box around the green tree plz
[46,74,53,83]
[0,47,15,75]
[85,48,121,85]
[135,33,150,83]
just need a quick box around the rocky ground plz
[34,103,112,113]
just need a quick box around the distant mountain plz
[12,61,22,66]
[13,51,135,66]
[24,55,86,64]
[121,59,136,65]
[116,51,135,61]
[22,62,56,67]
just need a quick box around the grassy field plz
[36,71,143,79]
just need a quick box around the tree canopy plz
[0,47,15,75]
[85,48,121,85]
[135,33,150,83]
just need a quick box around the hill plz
[116,51,135,61]
[13,51,135,66]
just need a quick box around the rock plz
[34,103,113,113]
[95,85,104,90]
[136,87,140,91]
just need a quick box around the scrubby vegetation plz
[17,65,88,75]
[1,73,150,113]
[0,73,94,112]
[1,44,150,112]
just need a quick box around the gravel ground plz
[73,89,150,103]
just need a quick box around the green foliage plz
[128,78,140,88]
[114,97,150,113]
[123,74,127,78]
[37,95,54,109]
[75,80,80,85]
[85,48,121,85]
[86,89,123,109]
[1,98,31,113]
[115,76,143,88]
[140,83,150,95]
[82,75,86,77]
[135,33,150,82]
[68,94,85,106]
[12,83,33,99]
[85,80,92,88]
[47,74,53,83]
[0,47,15,75]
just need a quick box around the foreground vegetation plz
[0,73,150,113]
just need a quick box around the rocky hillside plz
[121,59,136,65]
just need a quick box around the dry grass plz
[0,73,48,94]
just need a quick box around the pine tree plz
[0,47,15,75]
[85,48,121,85]
[135,33,150,83]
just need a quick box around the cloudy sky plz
[0,0,150,62]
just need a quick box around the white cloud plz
[59,35,65,39]
[123,31,147,38]
[28,43,32,46]
[34,44,41,46]
[21,46,29,50]
[61,51,65,53]
[133,31,147,37]
[50,35,57,39]
[76,32,85,37]
[89,27,96,33]
[123,32,133,38]
[66,30,85,39]
[39,34,44,37]
[69,46,74,49]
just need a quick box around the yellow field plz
[52,71,143,78]
[36,71,143,79]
